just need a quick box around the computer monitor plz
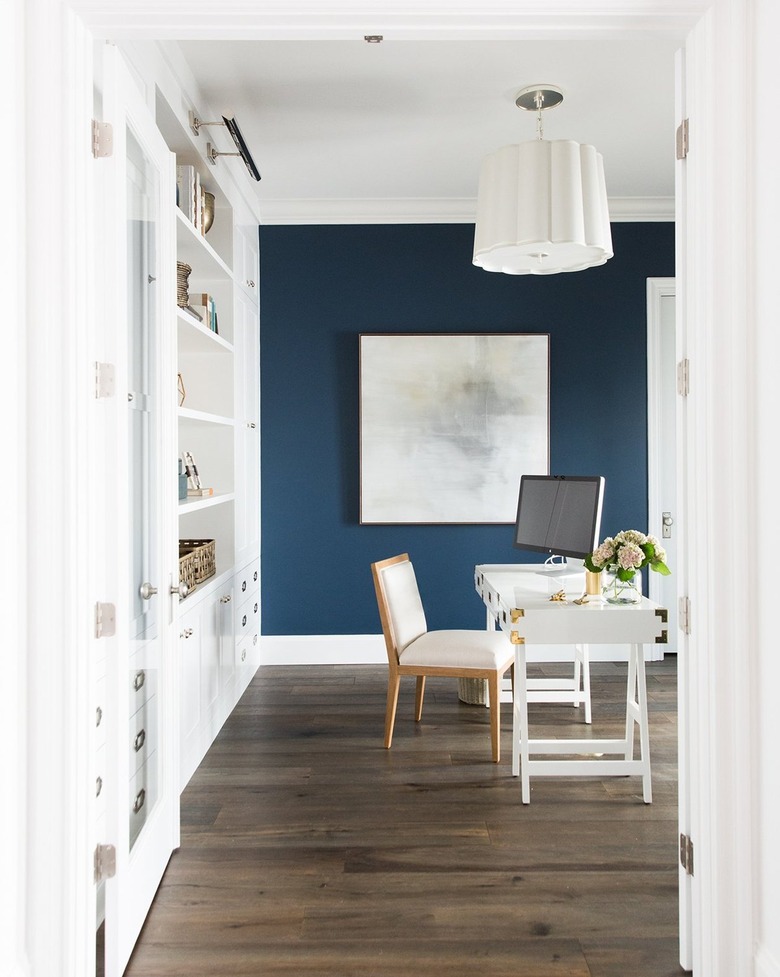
[513,474,605,561]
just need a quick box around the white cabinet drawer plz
[129,695,157,776]
[235,559,259,601]
[235,591,259,641]
[235,630,259,668]
[129,752,158,849]
[128,660,157,717]
[95,743,107,820]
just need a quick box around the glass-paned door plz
[100,45,178,977]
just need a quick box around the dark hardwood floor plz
[124,657,682,977]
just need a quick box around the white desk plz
[475,564,669,804]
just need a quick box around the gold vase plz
[584,570,602,597]
[203,192,215,234]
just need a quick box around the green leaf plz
[650,561,672,576]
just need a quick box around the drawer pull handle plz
[242,614,247,627]
[134,729,146,753]
[253,635,258,645]
[242,580,247,592]
[133,671,146,692]
[96,776,103,798]
[133,788,146,814]
[181,627,193,639]
[254,602,258,614]
[241,648,247,662]
[253,571,258,581]
[96,705,103,727]
[220,595,232,604]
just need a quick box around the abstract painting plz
[359,333,549,523]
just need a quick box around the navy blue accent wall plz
[259,222,674,635]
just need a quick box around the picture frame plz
[359,333,550,524]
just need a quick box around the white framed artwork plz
[359,333,550,524]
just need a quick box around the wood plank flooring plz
[123,658,683,977]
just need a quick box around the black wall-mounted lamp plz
[189,111,261,182]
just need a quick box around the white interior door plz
[99,44,179,977]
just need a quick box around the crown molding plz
[257,195,675,225]
[73,0,709,38]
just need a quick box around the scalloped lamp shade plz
[473,139,613,276]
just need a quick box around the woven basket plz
[176,262,192,308]
[458,677,488,706]
[179,538,216,594]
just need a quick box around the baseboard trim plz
[260,634,387,665]
[258,635,666,666]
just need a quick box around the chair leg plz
[488,672,501,762]
[414,675,426,721]
[384,674,401,748]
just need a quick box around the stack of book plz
[191,292,219,334]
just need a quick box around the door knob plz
[662,512,674,539]
[170,581,190,598]
[139,582,158,600]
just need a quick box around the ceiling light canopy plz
[473,86,613,276]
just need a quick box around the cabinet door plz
[234,287,260,569]
[100,46,179,977]
[234,223,259,300]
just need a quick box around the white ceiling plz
[174,37,681,224]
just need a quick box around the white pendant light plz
[473,86,613,276]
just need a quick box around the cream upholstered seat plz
[371,553,514,762]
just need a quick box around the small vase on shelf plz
[603,570,641,605]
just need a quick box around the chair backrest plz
[371,554,428,665]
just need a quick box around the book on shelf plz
[194,170,202,233]
[187,487,214,497]
[176,164,196,223]
[192,292,219,333]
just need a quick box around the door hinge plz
[680,833,694,876]
[95,361,115,399]
[677,358,690,397]
[91,120,113,158]
[94,843,116,883]
[676,118,689,160]
[679,595,692,635]
[95,602,116,639]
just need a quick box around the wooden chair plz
[370,553,515,762]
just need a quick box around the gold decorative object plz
[202,191,215,234]
[585,570,602,596]
[177,373,186,406]
[549,589,567,602]
[573,594,589,605]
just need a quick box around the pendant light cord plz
[535,90,545,140]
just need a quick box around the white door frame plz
[646,276,677,630]
[13,2,775,977]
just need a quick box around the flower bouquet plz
[585,530,670,604]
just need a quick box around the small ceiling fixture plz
[189,111,261,182]
[473,85,613,276]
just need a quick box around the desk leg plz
[512,643,531,803]
[635,644,653,803]
[624,648,637,761]
[574,643,592,724]
[625,643,653,804]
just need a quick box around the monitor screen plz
[513,474,605,560]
